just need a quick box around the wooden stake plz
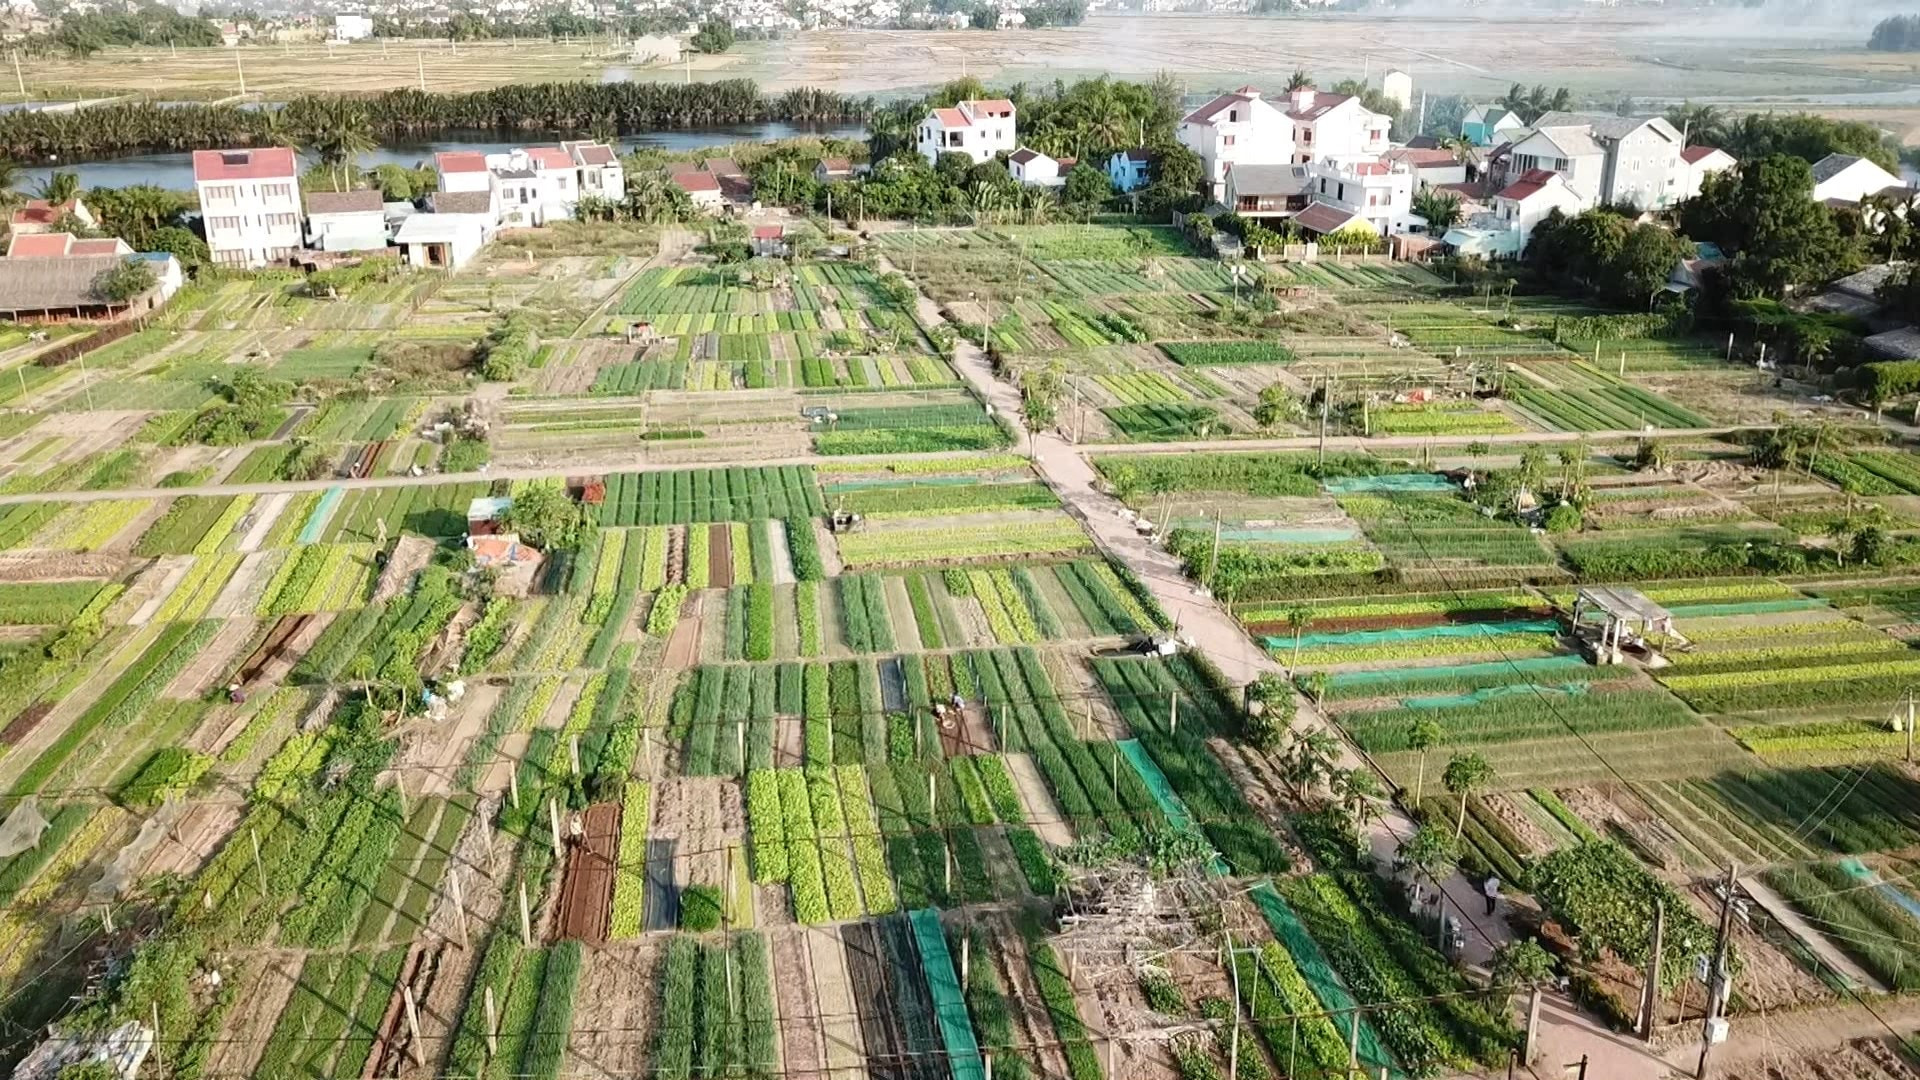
[451,868,469,949]
[1169,691,1178,734]
[1107,1034,1117,1077]
[485,987,499,1059]
[395,771,408,820]
[929,773,937,816]
[570,734,581,776]
[251,826,266,896]
[736,721,745,767]
[945,845,953,893]
[960,934,970,985]
[403,985,425,1065]
[549,798,563,858]
[518,881,532,946]
[509,763,520,809]
[103,904,114,933]
[984,1053,993,1080]
[644,729,654,778]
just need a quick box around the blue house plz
[1461,105,1525,148]
[1107,149,1153,193]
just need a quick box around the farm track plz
[772,928,827,1080]
[840,922,910,1080]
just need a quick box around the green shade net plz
[909,908,985,1080]
[1249,882,1396,1075]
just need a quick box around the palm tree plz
[36,170,80,205]
[1664,101,1726,146]
[1285,607,1312,673]
[0,159,21,216]
[1284,69,1313,93]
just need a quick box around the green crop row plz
[837,764,897,914]
[610,781,652,939]
[780,769,829,922]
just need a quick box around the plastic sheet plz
[1114,739,1229,876]
[1263,618,1562,651]
[1249,882,1396,1074]
[1323,473,1457,494]
[1400,682,1592,709]
[1326,654,1591,690]
[0,798,49,860]
[1666,598,1830,619]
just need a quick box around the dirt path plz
[203,953,303,1080]
[1742,876,1886,993]
[768,519,796,585]
[1004,753,1071,846]
[773,928,826,1080]
[813,519,844,577]
[237,491,290,552]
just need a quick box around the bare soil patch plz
[556,801,620,943]
[1005,753,1072,846]
[566,940,661,1080]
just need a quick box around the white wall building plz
[1381,69,1412,112]
[1677,146,1737,202]
[1308,156,1420,234]
[1495,112,1686,211]
[394,214,489,271]
[1811,153,1905,206]
[563,140,626,204]
[333,13,373,40]
[1008,147,1061,186]
[1442,168,1584,260]
[305,189,388,251]
[1178,85,1390,202]
[193,147,302,269]
[916,99,1017,165]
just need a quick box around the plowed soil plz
[711,524,734,588]
[841,922,909,1080]
[567,941,660,1079]
[556,802,620,943]
[772,928,827,1080]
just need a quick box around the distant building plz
[1107,148,1152,193]
[751,225,788,257]
[0,249,181,322]
[1381,69,1412,112]
[917,99,1017,165]
[1811,153,1906,206]
[5,233,132,258]
[1678,146,1737,201]
[671,171,725,212]
[333,13,373,40]
[1008,147,1062,186]
[305,189,388,251]
[1384,146,1468,188]
[814,157,857,183]
[394,213,489,271]
[1223,163,1311,220]
[563,140,626,205]
[1460,105,1525,148]
[628,34,682,65]
[194,147,302,269]
[9,197,95,235]
[1179,85,1390,202]
[1308,156,1420,234]
[1491,111,1686,211]
[433,142,621,227]
[1442,167,1584,260]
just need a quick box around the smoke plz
[1367,0,1902,43]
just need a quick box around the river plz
[16,120,867,192]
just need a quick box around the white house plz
[563,140,625,204]
[1678,146,1737,201]
[1008,147,1061,186]
[1107,149,1151,193]
[1442,167,1584,260]
[1811,153,1906,206]
[394,213,489,271]
[670,171,725,213]
[193,147,302,269]
[1179,85,1390,202]
[1498,112,1686,211]
[1384,146,1469,188]
[304,189,388,252]
[916,99,1017,165]
[628,34,682,65]
[333,13,373,40]
[435,151,494,197]
[1308,156,1420,234]
[1381,69,1413,112]
[488,147,578,227]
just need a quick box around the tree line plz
[1870,14,1920,51]
[0,81,870,162]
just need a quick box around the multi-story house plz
[1306,157,1419,235]
[193,147,302,269]
[562,140,626,204]
[916,99,1017,165]
[1494,112,1686,211]
[1678,146,1737,201]
[1441,168,1586,260]
[1179,85,1390,202]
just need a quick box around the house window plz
[1303,129,1313,144]
[1369,194,1378,207]
[262,183,291,199]
[203,185,235,205]
[1229,109,1238,122]
[1223,135,1235,147]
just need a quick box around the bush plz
[478,315,537,381]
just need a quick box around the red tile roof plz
[192,147,297,182]
[672,172,721,193]
[66,238,126,256]
[573,143,617,166]
[752,226,784,240]
[1496,168,1562,202]
[5,232,73,258]
[1680,145,1725,165]
[525,146,573,171]
[436,151,488,174]
[965,98,1015,116]
[932,107,971,128]
[818,157,853,173]
[9,199,72,227]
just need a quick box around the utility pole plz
[235,50,246,96]
[11,51,23,98]
[418,51,427,92]
[1696,863,1739,1080]
[1206,508,1223,591]
[1906,688,1914,764]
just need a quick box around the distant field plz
[3,10,1903,101]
